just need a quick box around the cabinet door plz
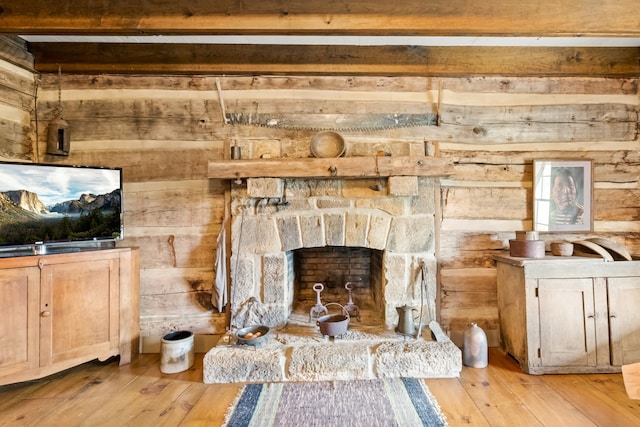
[0,267,40,377]
[39,258,119,366]
[538,278,597,367]
[608,277,640,366]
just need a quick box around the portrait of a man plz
[549,167,584,226]
[533,160,592,232]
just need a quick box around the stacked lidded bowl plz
[509,231,545,258]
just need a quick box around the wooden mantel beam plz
[0,0,639,37]
[208,156,452,180]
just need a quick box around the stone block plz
[316,198,351,209]
[387,215,434,253]
[374,341,462,379]
[342,179,386,198]
[367,215,391,250]
[233,298,286,329]
[408,178,436,214]
[203,346,285,383]
[324,213,346,246]
[299,214,325,247]
[388,176,419,196]
[277,215,302,251]
[287,178,341,197]
[383,253,408,301]
[345,212,369,247]
[247,177,283,198]
[288,343,372,381]
[230,254,258,306]
[367,198,407,216]
[232,215,281,254]
[263,254,288,304]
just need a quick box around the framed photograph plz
[533,160,593,232]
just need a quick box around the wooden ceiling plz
[1,0,639,76]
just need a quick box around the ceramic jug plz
[462,322,488,368]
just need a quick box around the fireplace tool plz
[343,282,361,321]
[309,282,329,322]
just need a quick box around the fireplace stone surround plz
[203,168,462,383]
[229,175,438,330]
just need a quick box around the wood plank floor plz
[2,348,640,426]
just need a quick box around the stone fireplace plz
[229,175,438,331]
[203,156,462,383]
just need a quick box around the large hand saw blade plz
[224,113,437,131]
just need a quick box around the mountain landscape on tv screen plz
[0,189,121,245]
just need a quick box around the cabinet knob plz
[587,314,595,319]
[41,311,51,317]
[610,314,617,318]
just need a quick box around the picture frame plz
[533,160,593,232]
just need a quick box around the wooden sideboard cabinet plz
[0,247,139,385]
[496,254,640,374]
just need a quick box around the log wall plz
[2,55,638,346]
[0,38,36,160]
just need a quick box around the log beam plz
[0,0,638,37]
[28,44,640,77]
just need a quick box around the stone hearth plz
[204,323,461,383]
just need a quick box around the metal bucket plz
[160,330,194,374]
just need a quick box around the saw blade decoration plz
[224,113,437,131]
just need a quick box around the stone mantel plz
[208,155,451,180]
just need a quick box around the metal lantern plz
[46,65,70,156]
[46,115,70,155]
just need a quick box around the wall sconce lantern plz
[46,115,70,155]
[46,66,71,156]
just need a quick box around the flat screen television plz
[0,161,123,253]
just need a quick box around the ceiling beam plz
[28,43,639,77]
[1,0,639,37]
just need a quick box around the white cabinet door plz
[608,277,640,366]
[538,278,597,368]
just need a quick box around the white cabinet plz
[496,255,640,374]
[0,247,139,385]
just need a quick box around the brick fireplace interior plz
[291,246,385,325]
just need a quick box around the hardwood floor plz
[1,348,640,426]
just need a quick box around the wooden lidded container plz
[509,230,545,258]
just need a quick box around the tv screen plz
[0,162,123,249]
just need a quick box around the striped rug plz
[223,377,448,427]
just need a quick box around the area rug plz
[223,377,448,427]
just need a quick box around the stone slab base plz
[203,323,461,383]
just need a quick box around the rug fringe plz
[419,380,449,425]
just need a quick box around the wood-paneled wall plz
[0,38,36,160]
[2,56,638,345]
